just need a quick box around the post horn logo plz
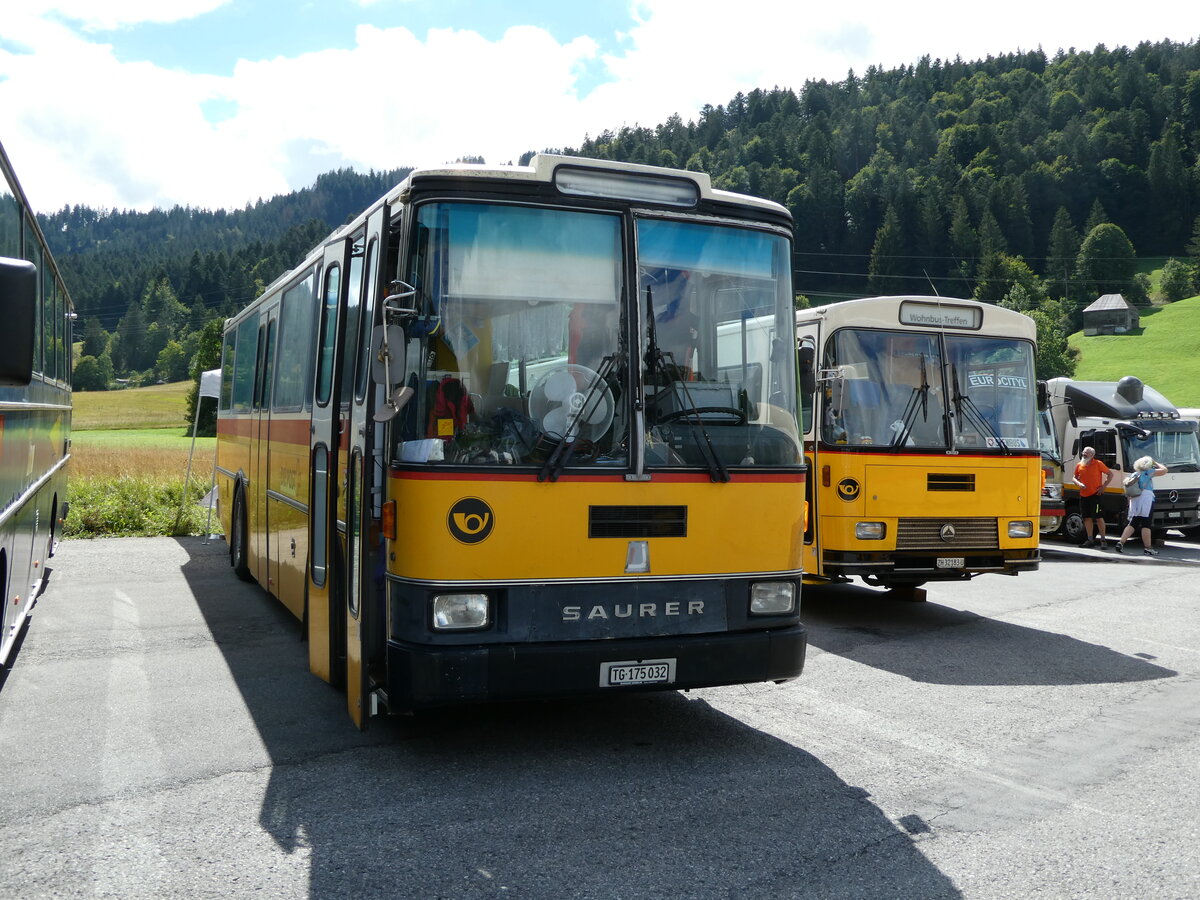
[448,497,495,544]
[836,478,861,502]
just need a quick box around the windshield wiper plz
[891,354,930,447]
[950,363,1009,453]
[644,284,729,483]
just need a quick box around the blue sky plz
[2,1,1195,212]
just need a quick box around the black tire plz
[1060,509,1086,543]
[230,487,252,582]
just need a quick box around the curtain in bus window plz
[441,203,619,305]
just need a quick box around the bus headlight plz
[749,582,796,616]
[432,593,491,630]
[855,522,886,540]
[1008,521,1035,539]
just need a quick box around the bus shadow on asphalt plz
[800,582,1177,687]
[175,537,963,899]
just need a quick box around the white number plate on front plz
[600,658,677,687]
[936,557,965,569]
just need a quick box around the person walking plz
[1072,446,1112,547]
[1115,456,1169,555]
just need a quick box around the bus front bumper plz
[823,549,1040,582]
[382,626,807,713]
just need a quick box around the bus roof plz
[797,295,1037,341]
[239,154,791,322]
[386,154,789,217]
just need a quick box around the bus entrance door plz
[308,241,350,686]
[342,210,384,729]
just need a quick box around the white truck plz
[1047,376,1200,541]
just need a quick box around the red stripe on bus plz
[389,469,805,483]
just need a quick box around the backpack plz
[1123,472,1143,498]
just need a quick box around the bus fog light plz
[432,593,490,630]
[1008,520,1034,539]
[856,522,886,540]
[750,582,795,616]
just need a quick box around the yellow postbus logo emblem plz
[836,478,861,502]
[448,498,495,544]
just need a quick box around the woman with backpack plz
[1115,456,1169,555]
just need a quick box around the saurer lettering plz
[562,601,706,622]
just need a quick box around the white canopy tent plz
[179,369,222,539]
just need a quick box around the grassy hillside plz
[74,380,193,431]
[1068,295,1200,407]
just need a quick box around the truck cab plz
[1047,376,1200,541]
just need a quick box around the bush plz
[1160,258,1196,302]
[65,475,219,538]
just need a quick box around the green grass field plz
[1068,295,1200,406]
[68,382,220,538]
[74,380,194,430]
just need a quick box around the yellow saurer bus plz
[216,155,808,726]
[796,296,1041,598]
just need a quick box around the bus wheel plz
[230,487,252,582]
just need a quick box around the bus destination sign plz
[898,300,981,330]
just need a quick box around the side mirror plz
[797,345,817,397]
[0,257,36,386]
[1066,400,1077,428]
[1036,380,1048,412]
[370,323,413,423]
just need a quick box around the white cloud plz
[22,0,232,31]
[1,0,1195,212]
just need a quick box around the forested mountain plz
[43,38,1200,395]
[557,39,1200,307]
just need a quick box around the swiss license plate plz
[1168,511,1181,518]
[936,557,965,569]
[600,658,676,687]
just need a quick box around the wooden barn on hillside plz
[1081,293,1140,335]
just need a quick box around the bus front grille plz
[589,505,687,538]
[895,517,998,550]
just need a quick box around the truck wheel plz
[1060,510,1085,543]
